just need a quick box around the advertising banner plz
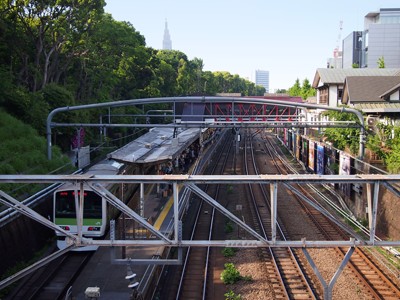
[296,135,301,160]
[302,138,308,167]
[339,151,352,197]
[308,141,315,171]
[317,144,324,175]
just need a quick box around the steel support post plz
[173,182,179,243]
[367,183,380,243]
[75,182,84,241]
[140,183,144,218]
[270,182,277,242]
[302,245,355,300]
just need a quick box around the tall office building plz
[162,20,172,50]
[255,70,269,92]
[342,31,363,68]
[340,8,400,69]
[362,8,400,68]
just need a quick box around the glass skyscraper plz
[255,70,270,92]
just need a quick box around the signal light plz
[72,191,88,196]
[88,227,100,231]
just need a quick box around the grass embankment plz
[0,109,73,199]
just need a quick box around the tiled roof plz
[344,76,400,102]
[312,68,400,87]
[353,102,400,113]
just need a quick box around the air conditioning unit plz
[145,143,152,149]
[366,115,379,130]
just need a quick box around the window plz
[55,190,102,219]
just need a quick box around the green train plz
[53,159,136,251]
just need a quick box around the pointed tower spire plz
[162,19,172,50]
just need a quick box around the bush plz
[224,290,241,300]
[225,221,234,233]
[221,263,241,284]
[222,247,237,258]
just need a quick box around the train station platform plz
[70,128,224,299]
[70,184,177,299]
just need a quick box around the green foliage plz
[288,78,316,100]
[41,83,75,111]
[222,247,237,257]
[0,110,73,198]
[377,56,385,68]
[225,221,234,233]
[365,122,400,173]
[288,79,301,96]
[321,108,361,155]
[221,263,242,284]
[0,0,298,160]
[224,290,242,300]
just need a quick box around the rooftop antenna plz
[333,20,343,68]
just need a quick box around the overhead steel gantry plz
[1,174,400,299]
[46,96,365,160]
[1,174,399,249]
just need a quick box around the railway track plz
[175,135,233,299]
[154,129,400,299]
[262,131,400,299]
[152,132,232,299]
[7,252,91,300]
[243,130,317,299]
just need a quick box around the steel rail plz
[250,132,317,299]
[175,131,231,299]
[264,133,400,299]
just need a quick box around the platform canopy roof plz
[108,127,201,165]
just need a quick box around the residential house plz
[342,76,400,124]
[309,68,400,123]
[311,68,400,108]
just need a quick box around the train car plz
[53,159,135,251]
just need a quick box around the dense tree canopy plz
[0,1,265,143]
[2,0,329,171]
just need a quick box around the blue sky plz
[104,1,400,91]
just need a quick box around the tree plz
[300,78,316,100]
[4,0,105,92]
[288,78,301,97]
[72,14,147,101]
[366,122,400,173]
[288,78,315,100]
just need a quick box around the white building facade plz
[255,70,269,93]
